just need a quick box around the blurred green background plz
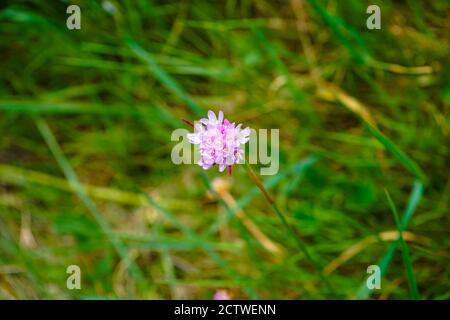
[0,0,448,299]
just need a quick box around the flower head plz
[186,110,250,173]
[213,289,231,300]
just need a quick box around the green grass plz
[0,0,448,299]
[385,189,419,299]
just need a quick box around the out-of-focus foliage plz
[0,0,448,299]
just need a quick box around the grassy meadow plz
[0,0,448,299]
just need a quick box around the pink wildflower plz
[213,290,231,300]
[185,110,250,173]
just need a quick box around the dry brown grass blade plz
[316,81,377,127]
[368,59,433,75]
[212,178,284,256]
[19,213,37,249]
[0,164,147,207]
[315,81,390,173]
[323,230,430,275]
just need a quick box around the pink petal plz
[208,110,217,122]
[187,133,200,144]
[242,127,250,135]
[194,123,204,132]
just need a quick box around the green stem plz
[245,162,335,296]
[385,189,420,300]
